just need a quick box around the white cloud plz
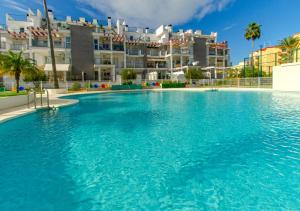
[78,7,98,18]
[77,0,234,27]
[223,23,235,31]
[1,0,28,13]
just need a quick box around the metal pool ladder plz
[27,88,50,109]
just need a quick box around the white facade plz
[0,9,230,82]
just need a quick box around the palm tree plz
[43,0,59,89]
[279,36,300,63]
[245,22,262,69]
[0,51,38,93]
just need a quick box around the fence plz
[2,77,273,91]
[189,77,272,88]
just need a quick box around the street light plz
[42,0,59,89]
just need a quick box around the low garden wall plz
[273,62,300,91]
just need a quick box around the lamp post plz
[42,0,59,89]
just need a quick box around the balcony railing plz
[112,45,124,51]
[95,58,112,65]
[181,49,190,55]
[97,45,110,51]
[46,58,71,64]
[0,42,6,49]
[147,50,160,56]
[32,40,48,48]
[10,44,27,51]
[127,49,143,55]
[126,62,144,68]
[32,40,70,48]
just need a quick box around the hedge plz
[162,82,185,88]
[111,84,143,90]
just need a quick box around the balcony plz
[172,49,181,54]
[112,45,124,51]
[32,40,48,48]
[95,58,112,65]
[95,45,110,51]
[181,49,190,55]
[46,58,71,64]
[0,42,6,49]
[127,49,143,56]
[10,44,27,51]
[126,62,144,68]
[32,40,70,49]
[147,50,160,57]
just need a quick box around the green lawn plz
[0,91,27,97]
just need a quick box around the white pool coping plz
[0,87,273,123]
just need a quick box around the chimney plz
[47,9,54,21]
[36,9,42,17]
[79,17,85,23]
[107,17,111,29]
[168,24,173,33]
[145,27,149,34]
[125,24,128,32]
[92,19,98,26]
[66,16,72,22]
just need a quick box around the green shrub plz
[122,80,133,85]
[121,69,137,81]
[185,68,207,79]
[71,82,81,91]
[162,81,185,88]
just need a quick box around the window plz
[94,39,99,50]
[130,36,133,41]
[20,28,25,33]
[65,37,71,48]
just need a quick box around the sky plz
[0,0,300,65]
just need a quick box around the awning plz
[44,64,70,72]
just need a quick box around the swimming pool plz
[0,91,299,210]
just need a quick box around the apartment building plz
[0,9,230,82]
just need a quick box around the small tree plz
[279,36,300,63]
[23,67,47,90]
[0,51,37,93]
[185,68,206,80]
[121,68,137,84]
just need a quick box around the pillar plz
[123,36,127,68]
[170,40,173,80]
[112,66,115,82]
[98,67,101,81]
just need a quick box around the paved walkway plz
[0,98,78,123]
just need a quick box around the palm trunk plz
[15,72,20,93]
[252,40,255,77]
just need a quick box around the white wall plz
[273,62,300,91]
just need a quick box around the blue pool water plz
[0,91,300,210]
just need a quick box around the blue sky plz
[0,0,300,64]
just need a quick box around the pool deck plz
[0,88,272,123]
